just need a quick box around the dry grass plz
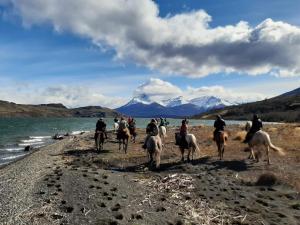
[267,127,278,132]
[233,131,247,141]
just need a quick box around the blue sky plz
[0,0,299,107]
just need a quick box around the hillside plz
[193,88,300,122]
[0,101,120,118]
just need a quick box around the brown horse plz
[214,131,228,160]
[129,126,137,143]
[117,128,130,153]
[94,131,105,152]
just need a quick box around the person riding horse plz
[95,117,107,139]
[117,117,128,135]
[159,117,169,127]
[179,119,188,148]
[128,117,137,141]
[244,114,263,143]
[142,119,159,149]
[213,115,226,141]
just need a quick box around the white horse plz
[113,122,119,133]
[175,133,200,162]
[146,135,163,169]
[245,122,284,164]
[158,126,167,145]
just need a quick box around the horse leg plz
[180,148,184,162]
[187,148,191,163]
[119,140,121,151]
[266,145,270,165]
[221,144,225,160]
[155,151,161,169]
[125,138,128,154]
[191,147,194,162]
[217,143,221,160]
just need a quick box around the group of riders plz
[94,113,263,148]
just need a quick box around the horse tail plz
[223,132,228,145]
[191,135,200,153]
[266,134,285,156]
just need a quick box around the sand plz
[0,124,299,225]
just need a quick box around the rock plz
[24,145,31,151]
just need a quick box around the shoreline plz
[0,124,299,224]
[0,121,298,169]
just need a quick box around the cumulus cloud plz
[1,0,300,77]
[133,78,266,104]
[133,78,182,103]
[0,84,127,108]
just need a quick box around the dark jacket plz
[96,120,106,132]
[250,119,263,133]
[214,118,226,131]
[146,122,158,136]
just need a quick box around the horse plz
[95,131,105,151]
[158,126,167,145]
[248,130,285,164]
[146,135,163,169]
[129,125,137,143]
[113,122,119,133]
[244,122,284,164]
[214,131,228,160]
[117,128,130,153]
[175,133,200,162]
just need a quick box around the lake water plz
[0,117,243,166]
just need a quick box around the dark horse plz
[214,131,228,160]
[117,128,130,153]
[129,125,137,143]
[94,131,105,151]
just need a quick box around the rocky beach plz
[0,124,299,225]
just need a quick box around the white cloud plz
[0,84,127,108]
[1,0,300,77]
[133,78,182,103]
[132,78,266,104]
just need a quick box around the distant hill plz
[0,100,120,118]
[193,87,300,122]
[71,106,120,118]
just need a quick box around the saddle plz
[175,132,189,149]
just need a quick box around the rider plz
[114,117,119,123]
[118,117,128,131]
[95,117,107,139]
[159,117,166,127]
[142,119,159,149]
[180,119,188,148]
[243,114,263,143]
[128,117,136,130]
[213,115,226,141]
[164,118,169,126]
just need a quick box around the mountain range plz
[116,95,234,118]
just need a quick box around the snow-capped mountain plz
[162,96,188,107]
[116,94,237,118]
[189,96,233,109]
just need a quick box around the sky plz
[0,0,299,108]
